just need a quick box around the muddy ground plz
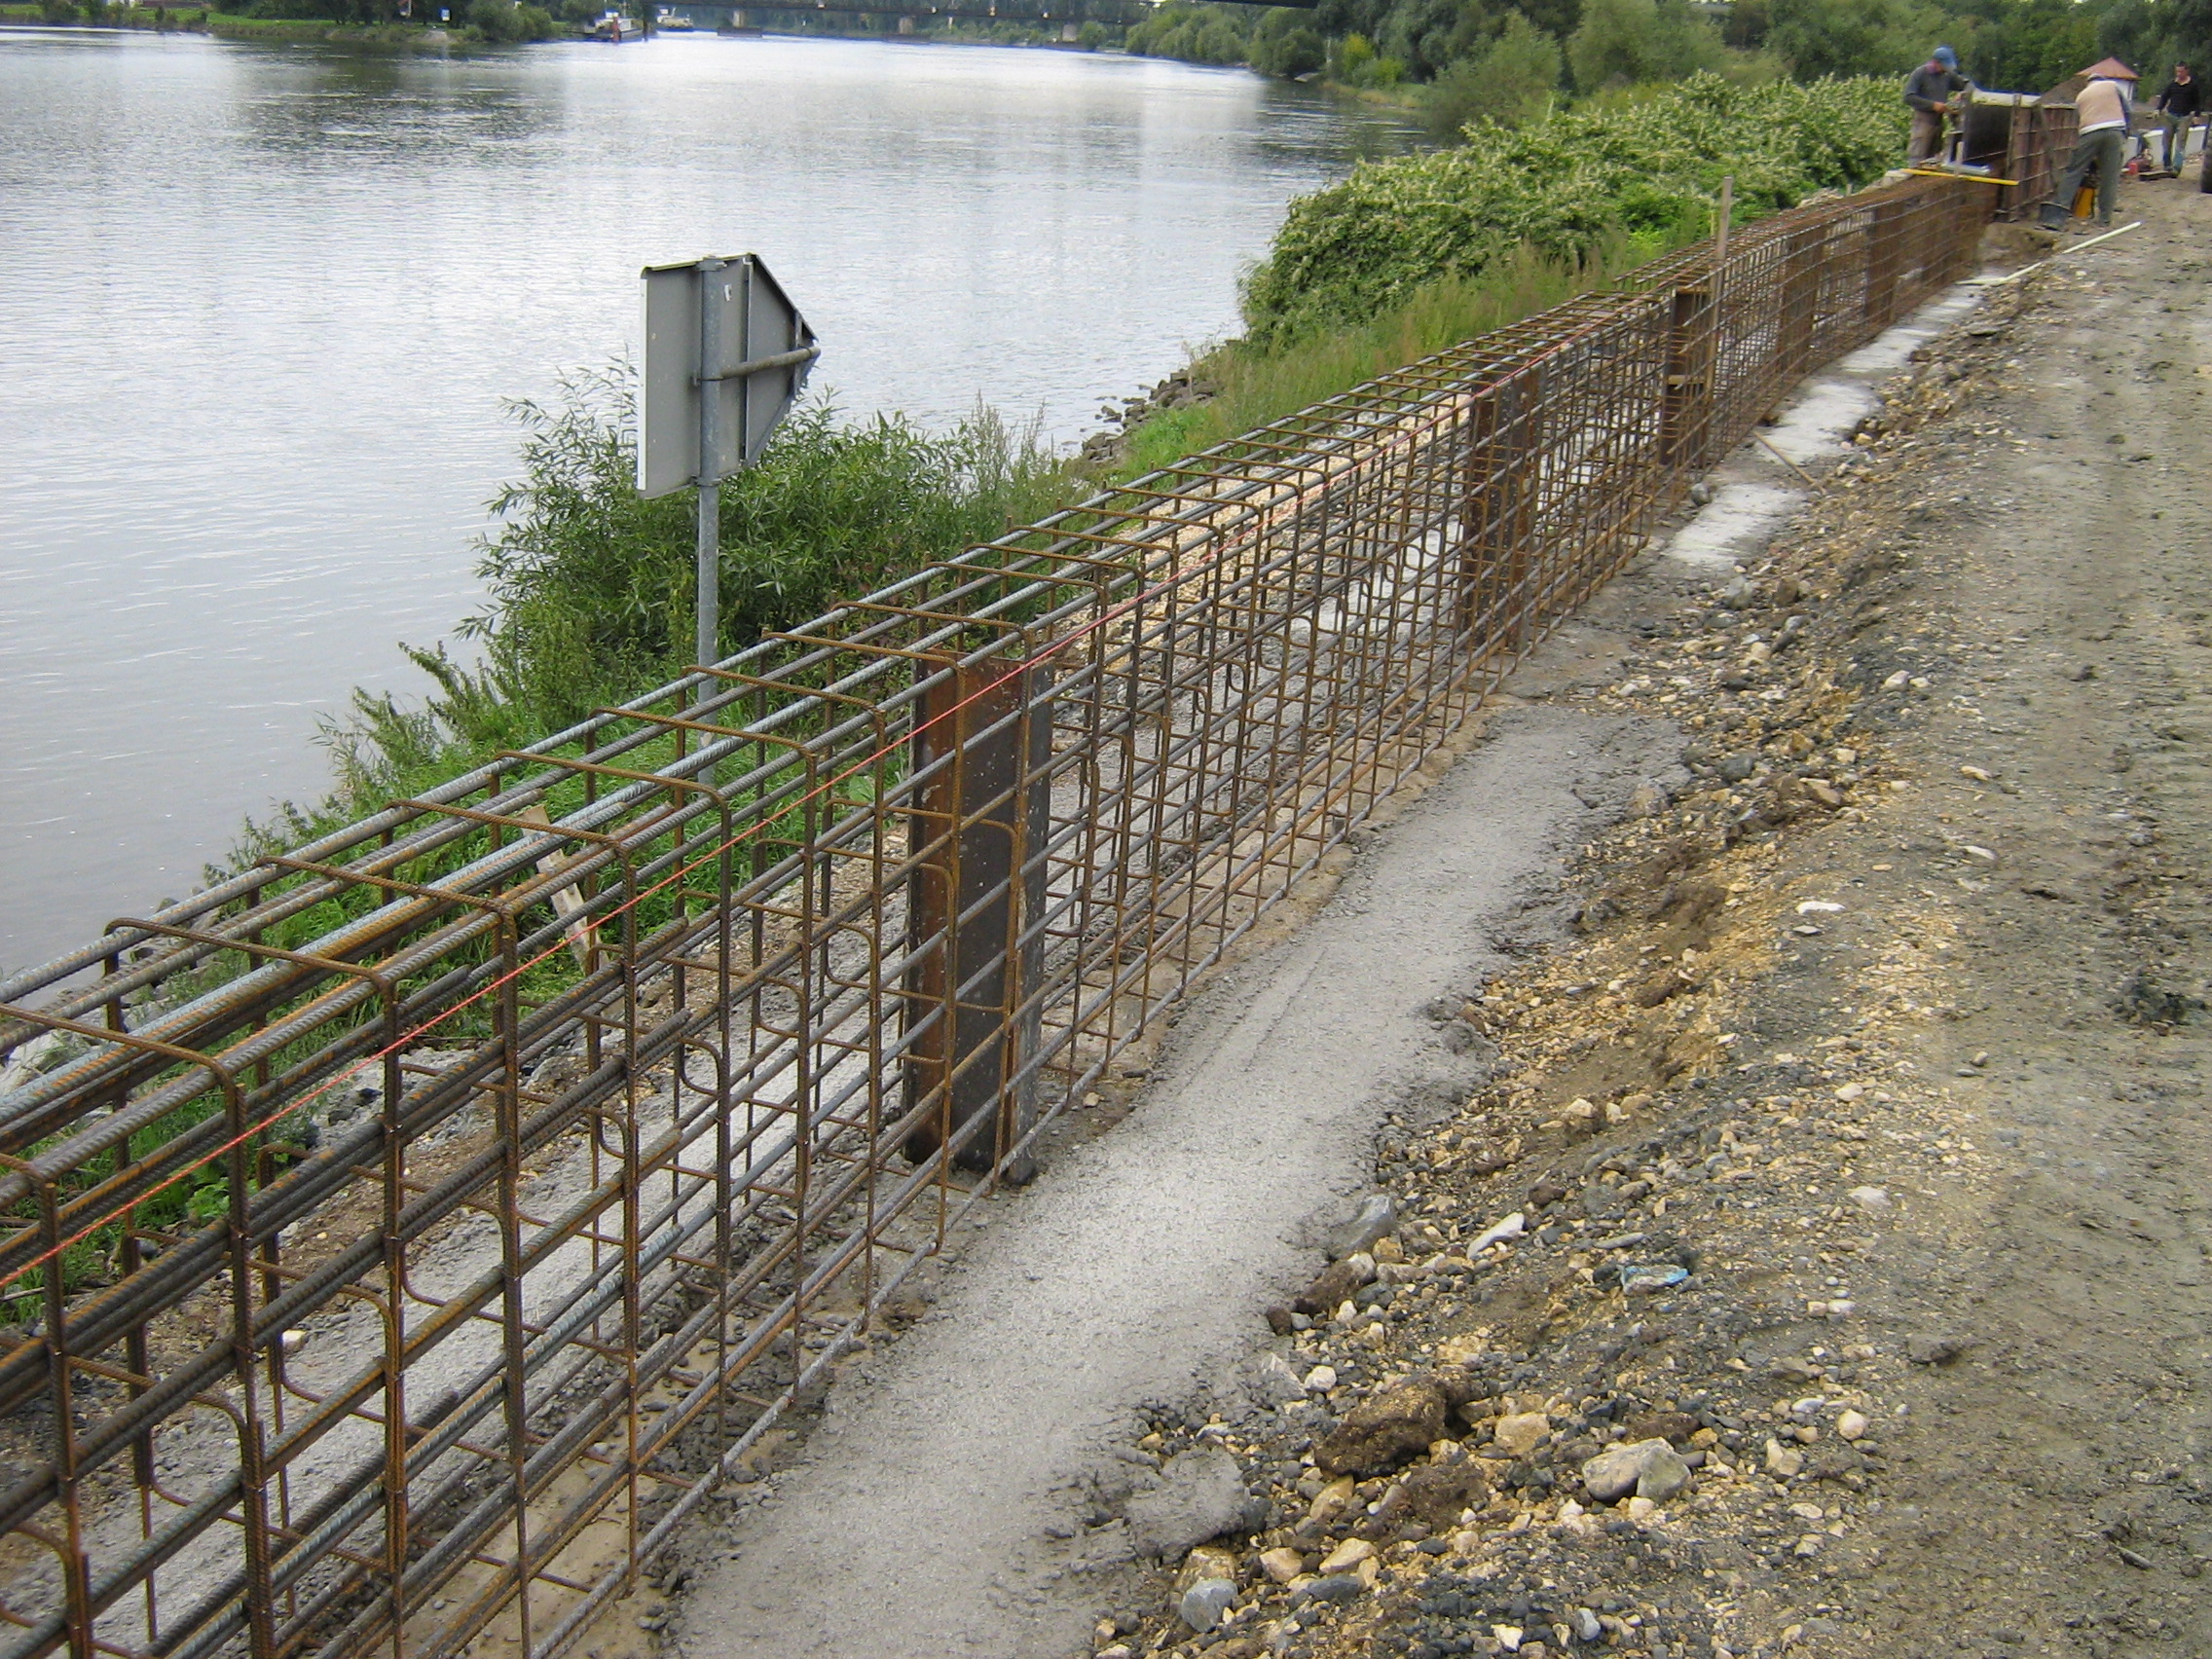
[1075,195,2212,1659]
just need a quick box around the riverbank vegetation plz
[1129,0,2212,134]
[2,0,558,41]
[2,1,209,26]
[281,70,1911,847]
[272,387,1069,832]
[1246,72,1901,337]
[1114,71,1900,467]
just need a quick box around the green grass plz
[203,11,427,39]
[1112,230,1692,479]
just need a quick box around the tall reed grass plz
[1115,230,1690,477]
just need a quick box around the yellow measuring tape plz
[1905,167,2021,185]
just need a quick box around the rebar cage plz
[0,174,1990,1659]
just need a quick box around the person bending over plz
[2042,67,2132,229]
[1904,47,1970,164]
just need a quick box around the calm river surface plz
[0,28,1412,969]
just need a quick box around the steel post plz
[902,657,1051,1178]
[695,256,724,669]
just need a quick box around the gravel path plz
[670,709,1681,1659]
[1079,193,2212,1659]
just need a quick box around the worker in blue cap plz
[1904,46,1971,164]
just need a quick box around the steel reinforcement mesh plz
[0,174,1988,1659]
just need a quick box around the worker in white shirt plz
[2041,68,2133,229]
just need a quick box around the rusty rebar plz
[0,172,1997,1659]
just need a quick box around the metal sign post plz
[638,253,818,668]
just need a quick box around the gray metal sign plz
[637,253,819,668]
[637,254,818,499]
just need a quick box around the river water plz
[0,27,1412,970]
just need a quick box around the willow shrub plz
[1242,72,1908,339]
[307,365,1070,817]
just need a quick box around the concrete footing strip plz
[677,709,1680,1658]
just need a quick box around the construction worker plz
[2156,63,2201,174]
[1904,46,1970,164]
[2042,66,2132,229]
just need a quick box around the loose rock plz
[1492,1411,1550,1457]
[1295,1253,1376,1316]
[1326,1193,1399,1260]
[1391,1456,1491,1529]
[1580,1438,1693,1503]
[1302,1574,1364,1605]
[1176,1544,1238,1592]
[1317,1537,1374,1574]
[1905,1334,1968,1365]
[1315,1378,1449,1475]
[1124,1448,1262,1559]
[1248,1351,1309,1410]
[1177,1577,1236,1633]
[1305,1474,1356,1528]
[1467,1211,1526,1252]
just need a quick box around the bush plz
[352,369,1071,757]
[1242,72,1907,338]
[1567,0,1726,88]
[1248,6,1323,77]
[1124,2,1248,65]
[1765,0,1938,80]
[1423,13,1562,137]
[468,0,555,39]
[1333,29,1406,85]
[1076,18,1108,47]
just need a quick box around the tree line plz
[1126,0,2212,137]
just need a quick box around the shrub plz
[1332,30,1406,85]
[355,368,1070,758]
[468,0,555,40]
[1243,72,1908,338]
[1249,6,1323,77]
[1567,0,1726,89]
[1765,0,1936,80]
[1124,2,1248,65]
[1423,13,1562,137]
